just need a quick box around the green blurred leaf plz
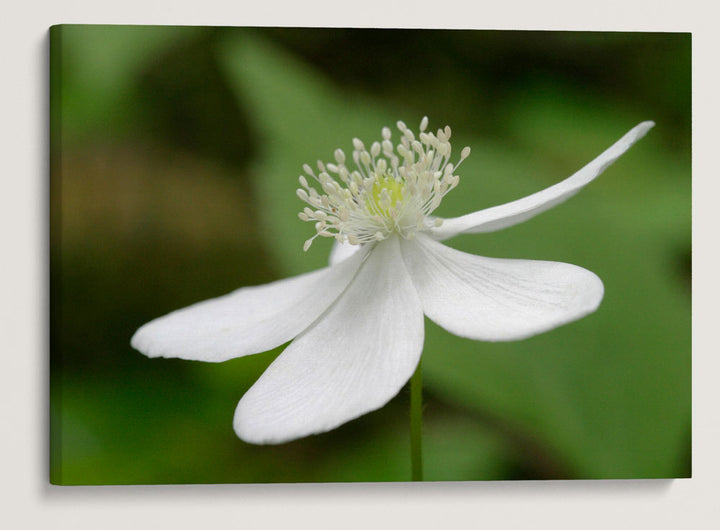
[56,25,204,138]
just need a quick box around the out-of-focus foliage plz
[50,25,690,484]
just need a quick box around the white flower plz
[131,118,654,445]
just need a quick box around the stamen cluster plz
[296,117,471,251]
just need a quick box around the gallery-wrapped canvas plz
[49,25,690,485]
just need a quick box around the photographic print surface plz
[50,25,691,484]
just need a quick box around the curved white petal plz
[429,121,654,240]
[401,233,604,342]
[234,236,423,445]
[328,239,364,265]
[131,245,370,363]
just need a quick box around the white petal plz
[234,236,423,444]
[429,121,654,240]
[131,245,370,363]
[328,239,363,265]
[401,233,604,342]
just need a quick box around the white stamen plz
[334,148,345,165]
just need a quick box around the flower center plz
[296,117,471,251]
[371,173,404,215]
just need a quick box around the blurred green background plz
[49,26,690,484]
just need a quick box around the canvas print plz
[50,25,691,484]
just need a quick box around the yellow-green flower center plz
[371,173,405,216]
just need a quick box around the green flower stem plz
[410,358,423,481]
